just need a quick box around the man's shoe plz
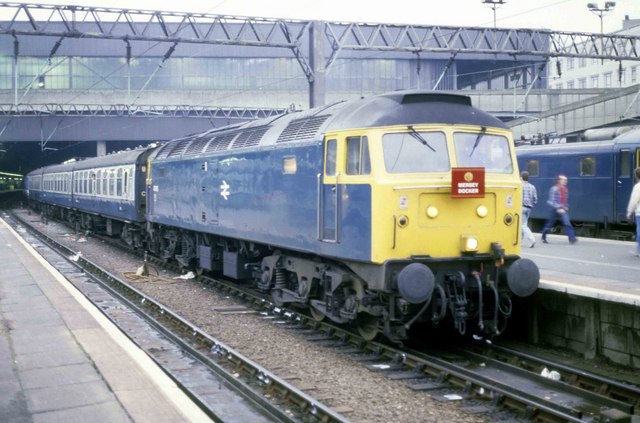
[530,242,535,248]
[569,238,578,244]
[541,238,548,244]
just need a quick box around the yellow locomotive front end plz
[330,122,539,340]
[372,124,521,262]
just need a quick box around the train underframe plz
[32,202,538,343]
[139,218,538,342]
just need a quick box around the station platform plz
[0,219,211,423]
[520,233,640,306]
[519,233,640,369]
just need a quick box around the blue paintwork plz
[26,148,151,223]
[516,132,640,225]
[148,142,372,262]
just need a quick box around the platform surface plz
[520,233,640,306]
[0,218,211,423]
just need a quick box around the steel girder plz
[0,3,638,71]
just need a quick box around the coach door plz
[615,148,637,221]
[319,137,340,242]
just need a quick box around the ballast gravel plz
[17,209,491,423]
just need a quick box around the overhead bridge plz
[1,87,638,144]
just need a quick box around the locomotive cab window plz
[346,136,371,175]
[579,157,596,176]
[382,131,449,173]
[325,139,337,176]
[454,132,513,173]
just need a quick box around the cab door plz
[615,148,638,222]
[320,138,340,242]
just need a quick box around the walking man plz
[541,174,577,244]
[626,167,640,256]
[521,171,537,248]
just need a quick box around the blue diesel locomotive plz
[516,128,640,234]
[26,91,539,342]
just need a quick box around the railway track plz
[9,209,640,422]
[5,211,349,423]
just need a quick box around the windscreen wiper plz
[407,126,435,152]
[469,126,487,157]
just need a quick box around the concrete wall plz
[530,290,640,369]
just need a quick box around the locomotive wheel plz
[309,304,325,322]
[271,290,285,307]
[357,315,379,341]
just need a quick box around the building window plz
[578,78,586,89]
[579,57,587,68]
[631,66,638,83]
[604,72,612,88]
[591,75,599,88]
[567,81,574,89]
[567,58,574,70]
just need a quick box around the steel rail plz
[474,342,640,412]
[12,208,639,422]
[9,211,350,423]
[143,245,638,422]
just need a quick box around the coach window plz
[96,170,102,195]
[619,150,630,177]
[102,171,108,196]
[346,136,371,175]
[116,168,123,197]
[526,160,539,177]
[579,157,596,176]
[325,139,337,176]
[123,170,129,196]
[109,170,115,197]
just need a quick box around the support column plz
[96,140,106,157]
[308,21,326,108]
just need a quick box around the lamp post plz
[482,0,506,29]
[587,2,615,63]
[482,0,506,51]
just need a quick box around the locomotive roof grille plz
[277,115,329,143]
[184,134,212,155]
[154,143,175,160]
[167,139,191,158]
[205,133,237,153]
[231,127,270,149]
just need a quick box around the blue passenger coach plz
[26,147,154,245]
[516,128,640,231]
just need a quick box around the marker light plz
[426,206,439,219]
[476,205,488,218]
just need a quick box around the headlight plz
[461,235,479,252]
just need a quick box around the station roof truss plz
[0,2,638,81]
[0,104,288,119]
